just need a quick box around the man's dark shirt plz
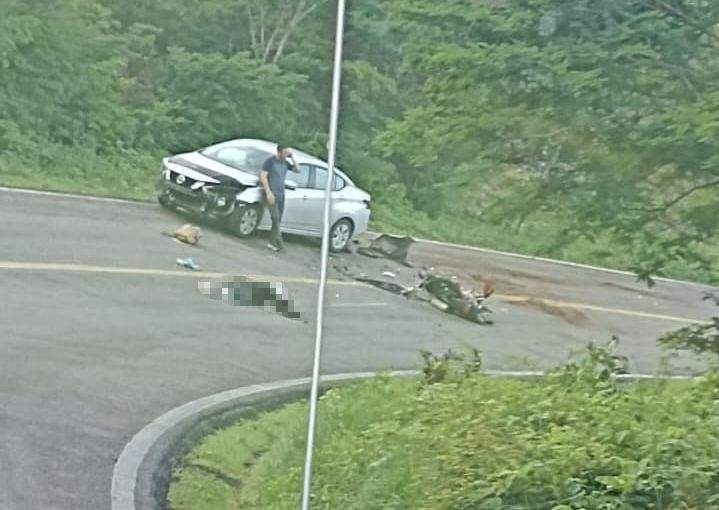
[262,156,293,196]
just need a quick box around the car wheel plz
[330,218,353,252]
[229,203,260,237]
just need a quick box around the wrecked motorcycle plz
[414,272,494,325]
[334,264,494,325]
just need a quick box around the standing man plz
[260,144,300,252]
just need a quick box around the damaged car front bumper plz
[156,164,249,220]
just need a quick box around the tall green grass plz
[168,351,719,509]
[0,148,161,200]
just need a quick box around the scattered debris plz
[354,277,411,295]
[164,223,201,246]
[357,234,415,266]
[197,277,301,319]
[703,290,719,305]
[176,257,200,270]
[336,264,494,325]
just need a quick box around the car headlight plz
[163,169,171,180]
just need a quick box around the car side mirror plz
[285,180,298,190]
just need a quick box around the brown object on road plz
[165,224,201,246]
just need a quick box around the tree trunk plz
[245,0,325,64]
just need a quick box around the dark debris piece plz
[703,290,719,306]
[354,277,411,295]
[198,277,301,319]
[356,234,415,266]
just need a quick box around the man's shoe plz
[267,243,281,252]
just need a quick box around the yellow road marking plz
[0,261,361,287]
[0,261,707,324]
[329,302,388,308]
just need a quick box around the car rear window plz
[313,167,346,191]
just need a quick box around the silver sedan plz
[156,138,371,251]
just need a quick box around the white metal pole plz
[300,0,347,509]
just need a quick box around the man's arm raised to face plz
[287,152,301,173]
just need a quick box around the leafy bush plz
[660,292,719,358]
[420,347,482,385]
[168,345,719,509]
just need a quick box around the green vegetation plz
[1,0,718,283]
[0,150,159,200]
[168,346,719,509]
[660,291,719,369]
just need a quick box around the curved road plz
[0,188,714,510]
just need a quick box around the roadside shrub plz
[169,344,719,510]
[552,337,629,391]
[659,292,719,358]
[659,291,719,399]
[419,347,482,386]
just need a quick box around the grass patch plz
[167,350,719,509]
[0,149,161,201]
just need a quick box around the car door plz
[300,166,344,234]
[281,163,312,232]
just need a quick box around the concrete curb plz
[110,368,695,510]
[110,370,416,510]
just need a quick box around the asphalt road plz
[0,188,715,510]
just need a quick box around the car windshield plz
[200,144,272,175]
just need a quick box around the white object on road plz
[382,271,397,278]
[176,258,199,270]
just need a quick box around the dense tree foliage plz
[0,0,717,283]
[380,0,719,282]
